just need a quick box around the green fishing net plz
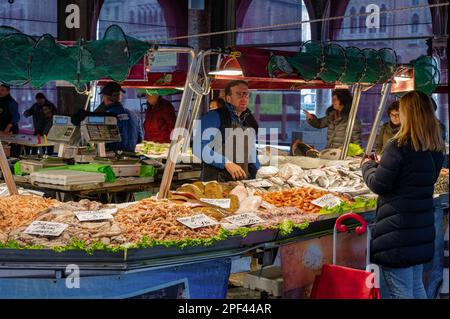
[0,24,151,91]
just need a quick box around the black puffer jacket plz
[362,140,444,268]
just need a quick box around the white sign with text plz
[177,214,219,229]
[24,221,68,237]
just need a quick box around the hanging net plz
[286,41,323,81]
[0,31,35,86]
[340,46,366,84]
[0,24,151,91]
[358,48,384,84]
[411,55,440,96]
[377,48,398,83]
[320,43,347,83]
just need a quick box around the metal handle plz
[333,213,371,267]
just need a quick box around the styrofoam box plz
[243,266,283,297]
[30,170,105,186]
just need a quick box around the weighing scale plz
[46,115,81,158]
[80,115,121,157]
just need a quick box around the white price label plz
[177,214,219,229]
[225,213,265,227]
[74,209,116,222]
[311,194,342,208]
[328,187,355,194]
[245,179,272,188]
[200,198,231,209]
[24,221,68,237]
[0,186,9,197]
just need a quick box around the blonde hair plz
[393,91,445,152]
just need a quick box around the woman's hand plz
[302,109,313,120]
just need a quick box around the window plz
[411,14,419,33]
[98,0,178,123]
[380,5,387,33]
[114,6,119,21]
[0,0,57,132]
[358,7,366,33]
[412,0,419,6]
[334,0,433,147]
[237,0,306,51]
[237,1,320,146]
[350,7,357,34]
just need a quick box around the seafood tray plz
[30,170,105,185]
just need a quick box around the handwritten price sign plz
[177,214,219,229]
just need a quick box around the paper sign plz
[74,209,116,221]
[177,214,219,229]
[245,179,273,188]
[200,198,231,209]
[225,213,265,227]
[328,187,355,194]
[0,186,9,197]
[24,221,68,237]
[311,194,342,208]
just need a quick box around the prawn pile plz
[114,199,221,242]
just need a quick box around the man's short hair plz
[35,93,46,100]
[224,80,248,96]
[0,84,10,91]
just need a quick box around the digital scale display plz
[54,116,69,125]
[47,116,80,144]
[87,116,106,124]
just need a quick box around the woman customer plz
[362,90,445,299]
[304,89,361,149]
[376,101,400,155]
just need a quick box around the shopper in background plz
[303,89,361,150]
[23,92,57,135]
[37,103,55,136]
[430,97,447,142]
[376,101,401,155]
[143,93,176,143]
[209,97,226,111]
[362,90,445,299]
[0,84,20,135]
[196,80,260,182]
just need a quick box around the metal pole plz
[158,50,202,199]
[182,87,204,152]
[365,82,392,155]
[340,84,363,160]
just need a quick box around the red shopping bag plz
[310,213,380,299]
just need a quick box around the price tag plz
[177,214,219,229]
[328,187,355,194]
[225,213,265,227]
[200,198,231,209]
[74,209,116,222]
[245,179,272,188]
[0,186,9,197]
[24,221,68,237]
[311,194,342,208]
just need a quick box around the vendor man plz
[195,80,260,182]
[72,82,142,152]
